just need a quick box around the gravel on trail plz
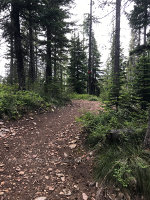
[0,100,102,200]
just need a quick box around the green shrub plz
[0,84,50,119]
[69,93,100,101]
[79,108,149,199]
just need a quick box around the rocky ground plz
[0,100,102,200]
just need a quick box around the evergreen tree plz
[68,34,87,94]
[129,0,150,45]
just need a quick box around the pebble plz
[0,132,6,137]
[62,189,71,196]
[48,186,55,191]
[64,152,68,158]
[75,157,82,163]
[82,193,88,200]
[0,192,4,196]
[69,144,77,149]
[35,197,47,200]
[18,171,25,175]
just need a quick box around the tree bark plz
[46,26,52,85]
[11,1,25,90]
[88,0,93,95]
[144,109,150,149]
[113,0,121,110]
[54,41,57,79]
[9,6,14,85]
[28,8,35,85]
[143,0,148,45]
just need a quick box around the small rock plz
[74,185,79,190]
[96,182,99,188]
[61,177,65,182]
[16,167,21,172]
[48,168,53,172]
[0,163,4,167]
[48,186,55,191]
[64,152,68,158]
[75,157,82,163]
[57,173,64,177]
[1,181,5,186]
[35,197,47,200]
[116,192,124,200]
[89,182,96,187]
[70,140,77,144]
[0,169,4,172]
[59,192,64,195]
[1,128,9,132]
[62,189,71,196]
[69,144,77,149]
[45,176,49,180]
[0,133,6,137]
[0,192,4,196]
[0,122,4,125]
[18,171,25,175]
[82,193,88,200]
[89,151,94,156]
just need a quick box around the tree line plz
[0,0,101,96]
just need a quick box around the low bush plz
[0,84,50,119]
[69,93,100,101]
[79,108,150,199]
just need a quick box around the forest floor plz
[0,100,103,200]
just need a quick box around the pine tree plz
[68,34,87,94]
[129,0,150,45]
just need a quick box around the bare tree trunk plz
[144,109,150,149]
[10,8,14,85]
[88,0,92,95]
[54,42,57,79]
[28,8,35,85]
[46,27,52,85]
[138,29,141,46]
[144,0,148,45]
[12,1,25,90]
[113,0,121,111]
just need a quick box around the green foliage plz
[69,93,100,101]
[0,84,50,119]
[79,108,150,199]
[68,35,88,94]
[44,81,70,105]
[133,55,150,109]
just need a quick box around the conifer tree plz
[68,34,87,94]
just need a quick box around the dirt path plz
[0,100,102,200]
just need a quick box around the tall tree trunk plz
[35,30,38,80]
[12,1,25,90]
[88,0,93,95]
[9,7,14,85]
[138,29,141,46]
[113,0,121,111]
[144,109,150,149]
[54,42,57,79]
[46,27,52,85]
[144,0,148,45]
[10,33,14,85]
[28,8,35,85]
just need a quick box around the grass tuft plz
[79,108,150,199]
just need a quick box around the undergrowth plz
[0,84,69,119]
[79,108,150,199]
[69,93,100,101]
